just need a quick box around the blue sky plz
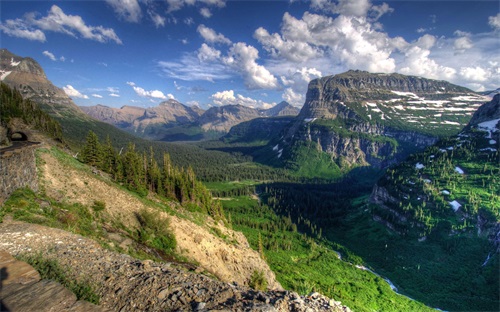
[1,0,499,109]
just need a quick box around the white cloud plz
[42,50,56,61]
[187,100,200,107]
[311,0,372,17]
[200,8,212,18]
[254,27,322,62]
[459,66,490,82]
[257,12,398,73]
[184,17,194,25]
[282,88,305,107]
[107,87,119,93]
[0,18,46,41]
[454,36,473,52]
[109,93,120,97]
[399,43,456,81]
[223,42,279,90]
[63,85,89,99]
[92,94,103,98]
[197,43,221,62]
[489,13,500,31]
[166,0,225,13]
[211,89,236,105]
[148,10,166,28]
[279,67,322,106]
[60,56,65,62]
[27,5,122,44]
[197,24,231,45]
[158,53,232,82]
[211,90,275,108]
[105,0,142,23]
[126,81,171,100]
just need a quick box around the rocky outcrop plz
[468,94,500,126]
[0,249,104,312]
[0,220,350,312]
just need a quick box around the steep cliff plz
[277,70,486,173]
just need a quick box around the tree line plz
[79,130,225,221]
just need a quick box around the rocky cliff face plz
[0,49,88,120]
[279,70,487,171]
[468,94,500,126]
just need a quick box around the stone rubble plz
[0,219,351,312]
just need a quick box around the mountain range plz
[81,100,299,141]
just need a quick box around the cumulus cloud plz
[63,85,89,99]
[280,67,323,106]
[454,36,473,52]
[0,18,46,41]
[459,66,490,82]
[489,13,500,31]
[127,81,173,100]
[4,5,122,44]
[256,12,398,73]
[211,89,236,105]
[200,8,212,18]
[211,90,275,108]
[223,42,279,90]
[197,43,222,62]
[254,27,322,62]
[92,94,103,98]
[105,0,142,23]
[197,24,231,45]
[42,50,56,61]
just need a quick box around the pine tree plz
[81,131,101,167]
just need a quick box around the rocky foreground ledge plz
[0,219,351,312]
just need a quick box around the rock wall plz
[0,145,38,203]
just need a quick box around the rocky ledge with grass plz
[0,218,350,312]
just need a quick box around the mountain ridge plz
[81,100,299,140]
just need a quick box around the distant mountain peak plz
[0,49,87,119]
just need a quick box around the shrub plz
[136,209,177,253]
[92,200,106,213]
[249,270,268,291]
